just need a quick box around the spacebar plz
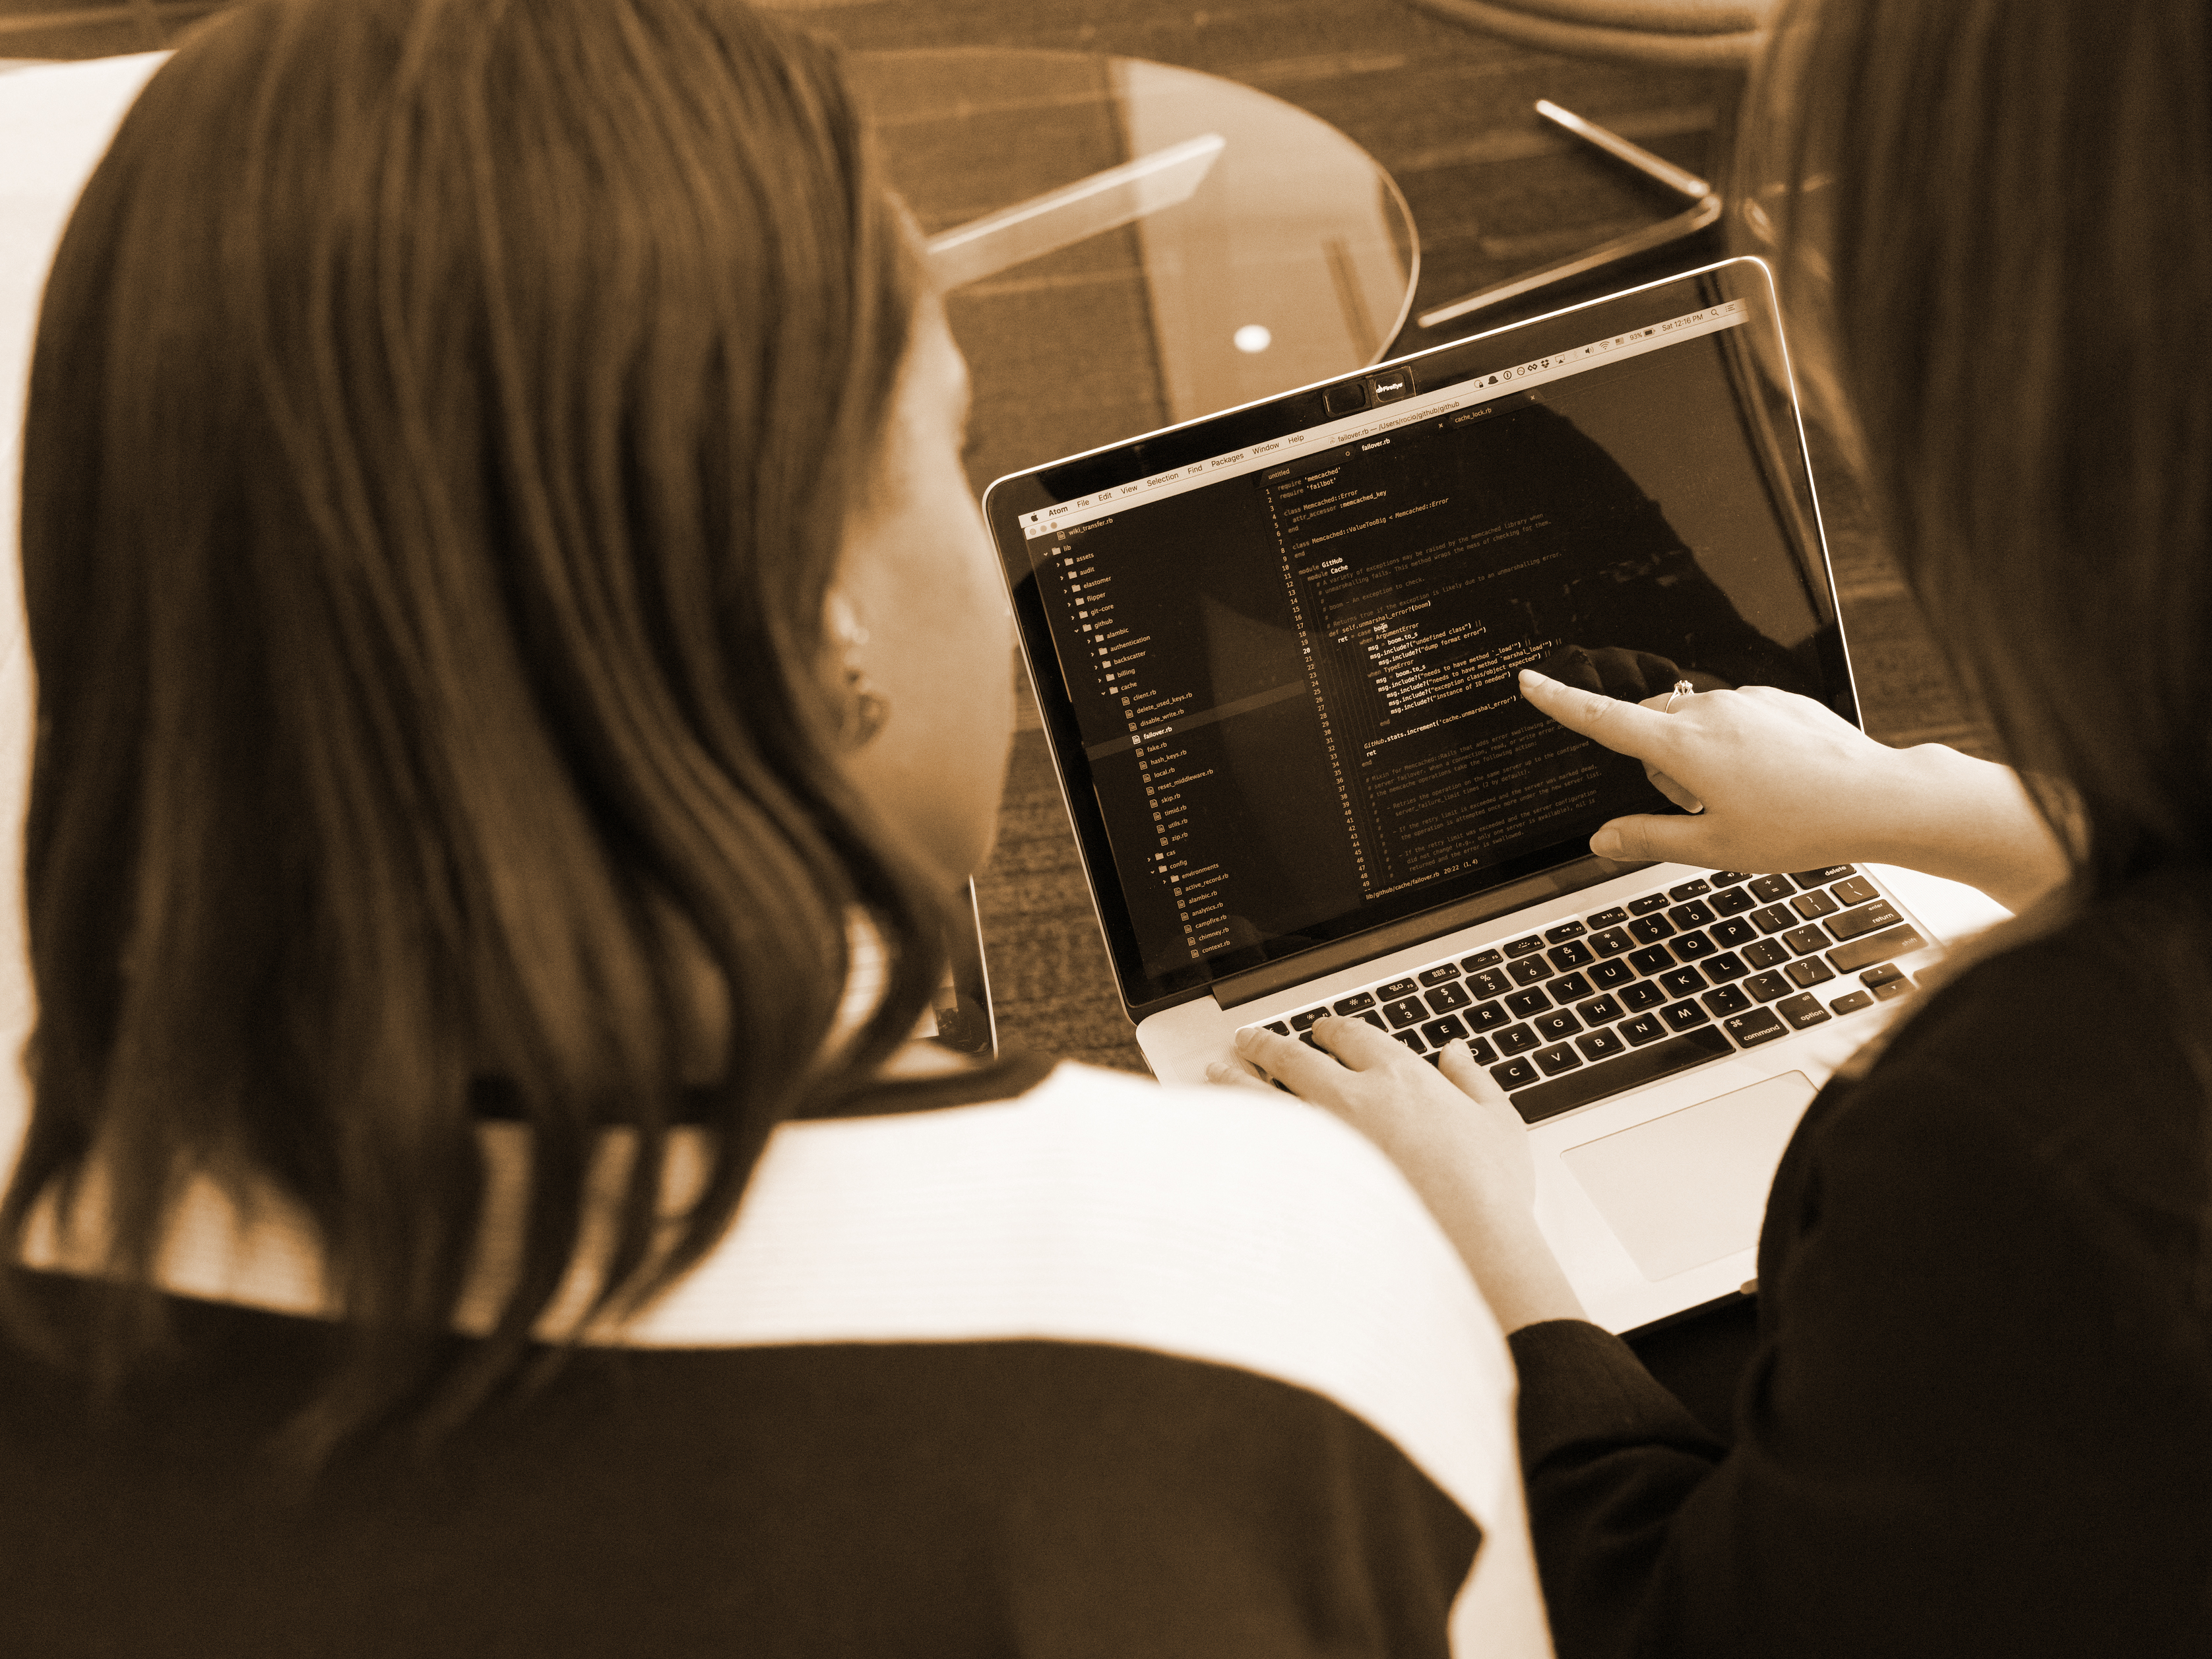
[1508,1027,1734,1125]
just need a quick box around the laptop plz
[980,256,2006,1332]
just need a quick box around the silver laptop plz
[982,257,2004,1332]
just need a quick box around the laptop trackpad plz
[1561,1072,1817,1282]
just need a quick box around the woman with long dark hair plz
[0,3,1550,1651]
[1232,0,2212,1652]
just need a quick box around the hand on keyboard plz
[1215,1014,1532,1208]
[1211,1016,1586,1330]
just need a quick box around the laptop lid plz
[982,257,1852,1025]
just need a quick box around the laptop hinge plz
[1210,855,1655,1012]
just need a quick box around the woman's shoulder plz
[648,1057,1503,1366]
[635,1058,1530,1561]
[806,1051,1500,1254]
[1806,872,2210,1275]
[1872,868,2212,1104]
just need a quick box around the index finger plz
[1519,668,1674,762]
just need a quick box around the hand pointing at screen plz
[1516,669,2068,914]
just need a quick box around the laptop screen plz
[986,261,1850,1016]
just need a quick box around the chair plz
[1403,0,1775,69]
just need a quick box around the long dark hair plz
[1750,0,2212,1303]
[3,0,936,1461]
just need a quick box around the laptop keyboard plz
[1244,867,1925,1125]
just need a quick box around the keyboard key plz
[1827,899,1904,942]
[1506,1027,1735,1124]
[1461,948,1503,971]
[1744,971,1792,1002]
[1508,957,1553,985]
[1781,925,1830,956]
[1619,1012,1668,1046]
[1701,984,1752,1016]
[1496,1023,1542,1055]
[1490,1057,1539,1090]
[1585,906,1629,928]
[1505,987,1553,1018]
[1377,977,1417,999]
[1547,940,1595,970]
[1748,874,1796,903]
[1723,1008,1789,1047]
[1750,904,1794,934]
[1359,1011,1388,1031]
[1589,958,1635,990]
[1829,925,1925,973]
[1534,1009,1583,1041]
[1667,878,1712,900]
[1829,989,1874,1015]
[1875,977,1913,1001]
[1777,992,1831,1029]
[1667,899,1717,928]
[1333,991,1377,1014]
[1659,965,1708,998]
[1703,951,1749,982]
[1785,956,1837,989]
[1552,970,1595,1001]
[1533,1042,1583,1078]
[1424,981,1472,1014]
[1627,944,1676,975]
[1465,1035,1499,1064]
[1467,968,1513,999]
[1393,1030,1426,1054]
[1422,1014,1470,1047]
[1382,996,1426,1028]
[1790,864,1856,887]
[1589,927,1635,958]
[1709,917,1757,948]
[1418,963,1463,986]
[1627,894,1672,915]
[1709,870,1752,888]
[1620,981,1668,1011]
[1575,1027,1627,1061]
[1544,921,1588,942]
[1576,994,1624,1025]
[1504,935,1546,958]
[1466,1000,1510,1031]
[1289,1008,1327,1031]
[1709,886,1755,916]
[1860,962,1905,987]
[1265,1021,1291,1035]
[1831,876,1879,907]
[1671,930,1717,960]
[1741,938,1790,969]
[1790,890,1839,921]
[1628,914,1677,943]
[1660,998,1711,1031]
[1300,1031,1323,1051]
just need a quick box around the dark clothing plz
[0,1055,1537,1658]
[1512,880,2212,1656]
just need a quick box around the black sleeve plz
[1509,951,2212,1659]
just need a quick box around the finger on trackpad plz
[1560,1072,1816,1282]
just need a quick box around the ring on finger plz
[1664,678,1695,713]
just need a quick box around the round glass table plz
[848,49,1418,496]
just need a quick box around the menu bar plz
[1019,299,1751,540]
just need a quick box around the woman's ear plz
[820,589,889,750]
